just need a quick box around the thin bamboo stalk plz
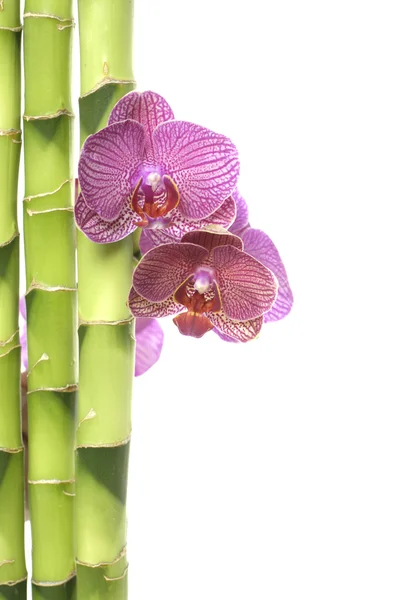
[23,0,77,597]
[76,1,136,597]
[0,0,27,597]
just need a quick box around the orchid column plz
[23,1,77,597]
[0,1,27,597]
[75,1,135,597]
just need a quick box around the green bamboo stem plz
[0,1,27,597]
[23,1,77,597]
[76,1,136,597]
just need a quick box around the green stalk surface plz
[76,1,136,597]
[23,1,77,597]
[0,1,27,597]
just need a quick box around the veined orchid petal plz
[135,318,164,376]
[153,120,240,220]
[128,286,182,318]
[78,120,145,220]
[109,91,175,164]
[210,244,278,321]
[75,193,137,243]
[208,311,263,342]
[133,242,208,302]
[241,228,293,322]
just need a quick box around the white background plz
[23,0,398,598]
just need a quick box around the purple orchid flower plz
[128,229,278,342]
[19,298,163,377]
[229,189,294,325]
[75,91,239,245]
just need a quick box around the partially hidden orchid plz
[128,229,279,342]
[19,299,163,376]
[75,91,238,245]
[229,189,294,325]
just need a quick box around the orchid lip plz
[131,173,180,228]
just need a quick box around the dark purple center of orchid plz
[173,267,221,338]
[130,171,180,228]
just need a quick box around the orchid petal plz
[241,228,293,322]
[139,195,236,253]
[19,297,26,320]
[173,312,214,338]
[208,311,263,342]
[75,193,137,243]
[153,120,240,220]
[134,318,164,376]
[181,229,243,252]
[78,120,145,220]
[20,320,28,370]
[210,245,278,320]
[230,189,249,235]
[109,91,174,164]
[133,243,208,302]
[128,286,182,318]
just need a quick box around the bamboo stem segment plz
[23,1,77,596]
[76,1,136,597]
[0,1,27,597]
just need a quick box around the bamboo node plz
[24,109,74,121]
[79,316,134,327]
[81,78,137,98]
[31,570,76,587]
[26,280,78,294]
[27,206,74,216]
[0,446,24,454]
[76,546,127,568]
[27,383,78,395]
[104,564,129,582]
[28,478,75,485]
[0,24,23,31]
[23,12,74,25]
[76,435,131,449]
[0,574,28,586]
[0,230,19,248]
[24,179,73,202]
[0,128,21,137]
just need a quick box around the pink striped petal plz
[135,318,164,376]
[108,91,175,164]
[78,120,145,220]
[241,228,293,322]
[210,245,278,321]
[75,193,137,243]
[139,195,236,253]
[153,121,240,220]
[19,297,26,320]
[208,311,263,342]
[230,189,249,235]
[133,243,208,302]
[181,229,243,252]
[128,286,182,318]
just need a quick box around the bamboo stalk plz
[0,1,27,597]
[76,1,136,597]
[23,0,77,597]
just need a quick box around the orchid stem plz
[0,1,27,597]
[23,0,77,596]
[75,1,136,597]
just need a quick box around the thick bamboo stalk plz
[23,1,77,597]
[76,1,136,597]
[0,1,27,597]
